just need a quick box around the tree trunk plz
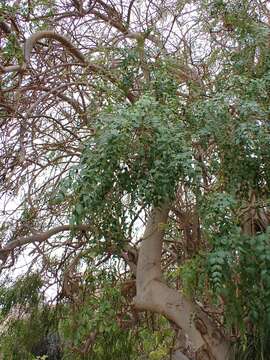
[134,204,231,360]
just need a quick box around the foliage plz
[59,272,132,360]
[68,93,199,247]
[1,0,270,359]
[0,275,60,360]
[0,273,43,316]
[59,269,174,360]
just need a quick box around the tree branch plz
[0,224,90,262]
[24,31,86,64]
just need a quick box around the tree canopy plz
[0,1,270,359]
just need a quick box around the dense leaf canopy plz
[0,0,270,359]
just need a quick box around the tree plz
[1,0,270,359]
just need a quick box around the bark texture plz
[134,204,231,360]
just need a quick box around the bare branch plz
[0,224,90,262]
[24,30,86,64]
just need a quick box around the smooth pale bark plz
[134,204,231,360]
[0,224,89,264]
[172,351,191,360]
